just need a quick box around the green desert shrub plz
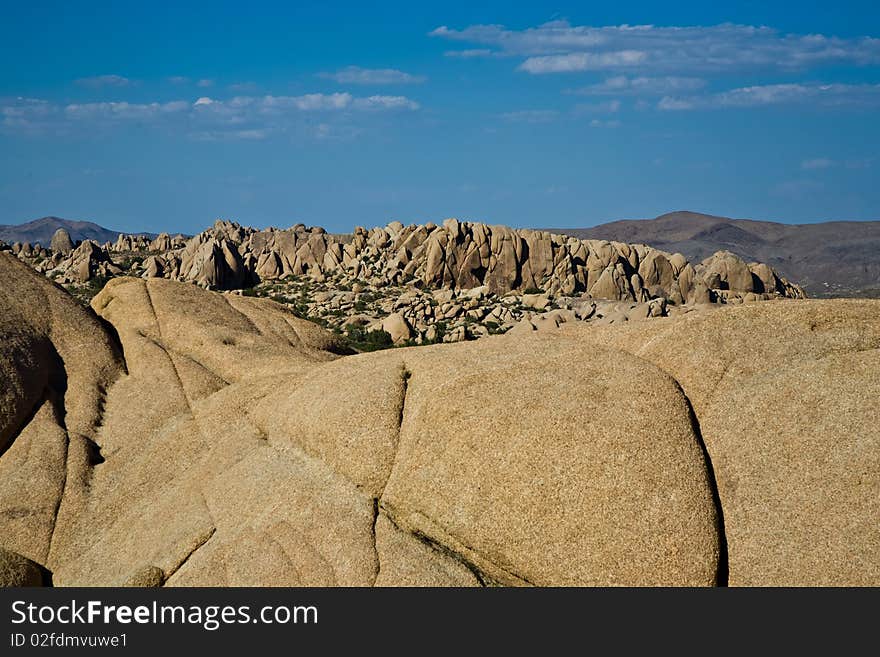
[344,325,394,352]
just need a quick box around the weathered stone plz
[0,547,44,587]
[50,228,74,255]
[381,312,412,344]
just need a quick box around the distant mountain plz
[0,216,155,246]
[547,211,880,298]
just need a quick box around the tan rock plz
[0,253,124,567]
[50,228,74,255]
[700,250,755,293]
[1,255,871,588]
[569,298,880,585]
[0,547,44,586]
[589,263,634,301]
[122,565,165,587]
[381,312,412,344]
[521,293,550,310]
[638,250,675,290]
[150,233,172,252]
[381,337,720,586]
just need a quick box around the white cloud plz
[571,75,706,95]
[443,49,493,58]
[75,74,132,88]
[352,95,420,110]
[190,128,269,141]
[519,50,646,73]
[573,99,621,114]
[545,185,568,194]
[288,92,353,110]
[319,66,426,85]
[499,109,559,123]
[168,76,189,84]
[0,97,57,134]
[589,119,622,128]
[801,158,835,169]
[1,91,420,139]
[430,21,880,74]
[64,100,189,120]
[658,83,880,110]
[800,157,874,170]
[196,79,215,88]
[657,96,698,111]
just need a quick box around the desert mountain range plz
[555,210,880,298]
[1,245,877,586]
[0,216,156,246]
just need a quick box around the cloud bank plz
[1,92,420,139]
[431,21,880,74]
[657,83,880,110]
[74,74,132,88]
[318,66,426,84]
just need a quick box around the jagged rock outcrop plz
[53,240,122,283]
[133,220,803,304]
[0,258,875,586]
[176,229,251,289]
[111,233,150,253]
[12,218,805,313]
[149,232,172,251]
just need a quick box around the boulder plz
[521,293,550,310]
[150,233,172,252]
[0,256,870,587]
[50,228,74,255]
[381,313,412,344]
[589,263,634,301]
[0,547,44,587]
[55,240,119,283]
[122,565,165,587]
[700,251,755,293]
[574,298,880,585]
[0,253,124,566]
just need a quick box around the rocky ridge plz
[2,218,804,348]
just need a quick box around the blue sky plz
[2,1,879,234]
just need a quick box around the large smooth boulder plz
[0,253,123,572]
[381,312,413,344]
[699,250,755,293]
[572,299,880,585]
[0,256,875,587]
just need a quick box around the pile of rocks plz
[247,270,689,346]
[8,219,806,345]
[150,218,804,303]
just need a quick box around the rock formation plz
[49,228,74,255]
[0,547,45,586]
[8,218,810,346]
[53,240,122,283]
[0,252,876,586]
[149,232,172,252]
[123,219,803,303]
